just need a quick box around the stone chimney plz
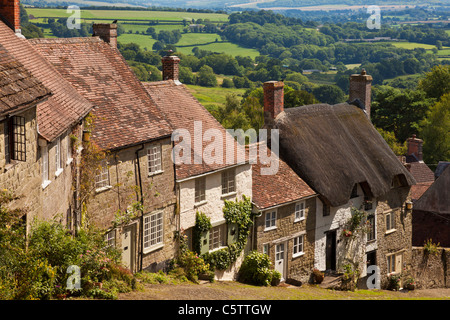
[92,23,117,48]
[349,69,373,118]
[161,54,180,81]
[406,134,423,161]
[263,81,284,125]
[0,0,21,34]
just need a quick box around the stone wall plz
[411,247,450,289]
[254,196,317,284]
[87,137,177,273]
[0,108,42,232]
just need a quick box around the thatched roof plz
[273,102,416,207]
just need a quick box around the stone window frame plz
[143,210,164,253]
[95,160,111,192]
[221,168,236,195]
[41,144,50,189]
[294,201,305,222]
[386,251,403,275]
[194,176,206,204]
[147,144,163,175]
[385,209,396,234]
[54,137,63,177]
[104,229,116,249]
[292,234,304,258]
[264,209,277,231]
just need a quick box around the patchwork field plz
[26,8,259,58]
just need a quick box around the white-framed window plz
[41,145,50,188]
[95,160,110,190]
[385,210,396,232]
[221,168,235,195]
[104,229,116,248]
[387,252,403,274]
[294,201,305,221]
[147,145,162,174]
[265,210,276,230]
[293,235,304,257]
[55,138,62,175]
[209,224,226,250]
[195,177,206,204]
[143,211,163,251]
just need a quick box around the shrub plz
[424,238,440,256]
[238,251,279,286]
[312,268,324,284]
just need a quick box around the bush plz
[238,251,280,286]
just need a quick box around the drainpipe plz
[135,144,145,272]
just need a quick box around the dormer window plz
[350,184,358,198]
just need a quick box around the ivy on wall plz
[194,195,253,271]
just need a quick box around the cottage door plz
[121,224,135,272]
[325,230,336,271]
[275,243,285,281]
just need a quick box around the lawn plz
[177,41,260,59]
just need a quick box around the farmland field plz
[389,41,442,50]
[26,8,229,21]
[26,8,260,58]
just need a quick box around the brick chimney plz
[406,134,423,161]
[0,0,21,34]
[349,69,373,118]
[161,54,180,81]
[92,23,117,48]
[263,81,284,124]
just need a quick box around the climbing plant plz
[194,195,254,271]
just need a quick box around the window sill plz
[143,243,164,254]
[209,246,227,253]
[66,158,73,166]
[221,191,237,199]
[148,170,164,177]
[55,168,63,178]
[294,217,305,223]
[95,185,112,194]
[194,200,207,208]
[42,180,51,190]
[385,229,397,235]
[264,226,277,232]
[293,252,305,259]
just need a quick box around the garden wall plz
[411,247,450,289]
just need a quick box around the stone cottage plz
[143,56,253,280]
[30,25,177,273]
[262,71,416,288]
[250,141,317,284]
[0,7,93,232]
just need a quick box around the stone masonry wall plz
[411,247,450,289]
[255,196,316,284]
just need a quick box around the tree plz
[418,65,450,100]
[197,65,217,87]
[371,85,434,143]
[312,84,345,105]
[419,92,450,164]
[284,88,318,108]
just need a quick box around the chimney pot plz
[0,0,21,34]
[349,69,373,119]
[263,81,284,122]
[161,55,180,81]
[92,23,117,48]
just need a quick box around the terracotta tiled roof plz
[406,161,435,184]
[0,43,51,118]
[30,37,172,150]
[143,80,246,180]
[0,21,93,141]
[249,142,316,210]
